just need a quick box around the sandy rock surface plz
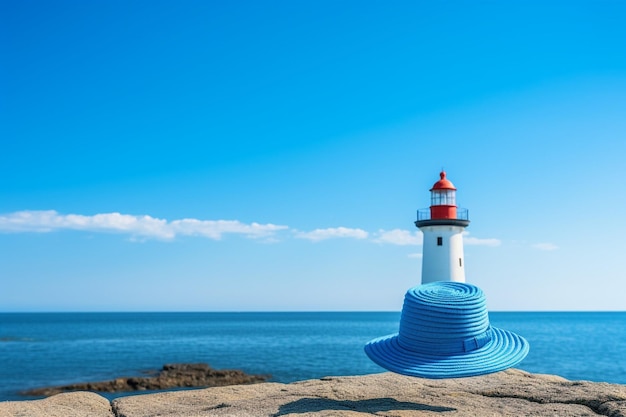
[0,392,113,417]
[3,369,626,417]
[113,369,626,417]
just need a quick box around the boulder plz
[0,392,113,417]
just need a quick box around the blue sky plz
[1,1,625,311]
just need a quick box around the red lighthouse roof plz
[430,171,456,191]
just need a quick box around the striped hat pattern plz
[365,282,529,379]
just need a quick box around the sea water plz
[0,312,625,401]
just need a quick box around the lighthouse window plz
[459,258,462,267]
[431,190,456,206]
[437,237,443,246]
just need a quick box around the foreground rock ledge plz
[2,369,626,417]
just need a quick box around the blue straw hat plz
[365,282,529,379]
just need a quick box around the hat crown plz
[397,282,491,355]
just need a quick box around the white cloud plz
[408,253,422,259]
[0,211,505,248]
[74,213,172,238]
[464,236,502,246]
[462,231,501,247]
[374,229,423,245]
[373,230,502,247]
[294,227,369,242]
[0,210,287,241]
[0,210,59,233]
[171,219,286,240]
[532,242,559,251]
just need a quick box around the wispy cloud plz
[374,229,500,247]
[0,210,506,249]
[170,218,286,240]
[408,253,423,259]
[294,227,369,242]
[463,232,501,247]
[374,229,423,245]
[532,242,559,251]
[0,210,287,240]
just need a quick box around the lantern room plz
[430,171,457,219]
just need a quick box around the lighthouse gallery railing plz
[416,208,469,221]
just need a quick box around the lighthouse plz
[415,171,470,284]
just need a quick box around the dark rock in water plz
[22,363,269,397]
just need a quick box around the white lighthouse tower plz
[415,171,470,284]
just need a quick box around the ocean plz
[1,312,625,402]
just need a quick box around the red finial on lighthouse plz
[431,171,456,191]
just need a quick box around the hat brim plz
[365,326,529,379]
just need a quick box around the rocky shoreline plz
[21,363,268,397]
[2,369,626,416]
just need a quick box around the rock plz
[21,363,269,397]
[0,391,113,417]
[111,369,626,417]
[4,369,626,416]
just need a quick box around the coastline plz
[2,369,626,417]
